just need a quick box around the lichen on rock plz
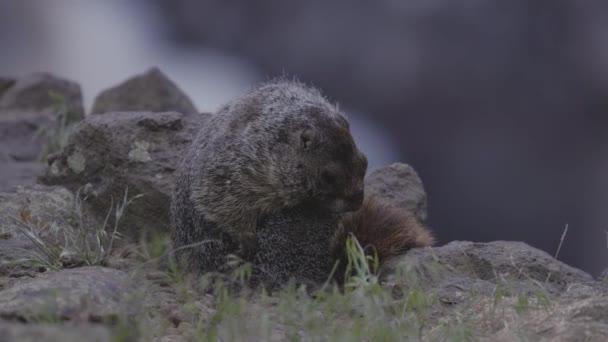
[128,140,152,163]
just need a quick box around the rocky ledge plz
[0,68,606,341]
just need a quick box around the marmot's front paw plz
[237,233,258,260]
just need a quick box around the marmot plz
[171,79,434,288]
[171,79,368,274]
[250,195,434,289]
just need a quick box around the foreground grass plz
[151,238,557,342]
[2,194,567,341]
[163,274,555,341]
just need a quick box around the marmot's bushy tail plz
[331,196,434,278]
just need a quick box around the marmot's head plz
[275,108,368,214]
[308,113,367,213]
[253,79,367,213]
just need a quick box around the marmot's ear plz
[300,127,316,149]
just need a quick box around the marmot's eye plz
[321,170,337,185]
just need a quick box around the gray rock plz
[384,241,596,304]
[91,67,198,116]
[0,267,143,328]
[40,111,209,238]
[487,294,608,341]
[0,162,42,192]
[0,72,84,117]
[0,73,84,191]
[0,115,46,162]
[365,162,427,222]
[0,322,112,342]
[0,185,77,277]
[0,185,76,236]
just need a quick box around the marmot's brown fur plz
[331,196,434,279]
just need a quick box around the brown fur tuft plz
[332,196,434,271]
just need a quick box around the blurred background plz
[1,0,607,275]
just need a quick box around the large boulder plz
[384,241,597,305]
[0,73,84,191]
[0,267,143,326]
[39,111,209,238]
[0,73,84,114]
[0,266,147,340]
[379,240,607,340]
[91,67,198,116]
[486,294,608,341]
[365,162,428,223]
